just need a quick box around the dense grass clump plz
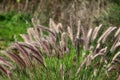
[0,18,119,80]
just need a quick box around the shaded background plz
[0,0,108,27]
[0,0,120,49]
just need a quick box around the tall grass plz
[0,18,119,80]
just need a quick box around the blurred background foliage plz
[0,0,120,49]
[0,11,31,49]
[96,0,120,27]
[0,0,108,26]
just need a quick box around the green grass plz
[0,11,31,49]
[0,48,117,80]
[0,12,119,80]
[0,48,92,80]
[0,44,117,80]
[0,48,77,80]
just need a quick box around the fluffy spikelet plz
[31,18,36,27]
[87,28,93,44]
[27,27,41,41]
[81,26,88,49]
[102,27,117,43]
[59,64,64,80]
[114,27,120,37]
[18,42,46,68]
[112,52,120,61]
[86,56,92,66]
[32,18,43,37]
[0,57,13,69]
[20,34,31,42]
[108,55,120,74]
[111,41,120,52]
[27,28,35,41]
[86,47,107,67]
[49,18,63,33]
[37,25,56,37]
[93,43,101,55]
[98,27,117,43]
[56,23,63,33]
[0,65,12,77]
[14,43,32,67]
[117,75,120,80]
[49,18,57,33]
[76,20,81,39]
[92,47,107,59]
[31,18,40,27]
[98,27,112,43]
[92,24,102,41]
[41,40,52,56]
[6,51,26,68]
[67,26,73,42]
[60,32,69,55]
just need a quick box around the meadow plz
[0,15,119,80]
[0,0,120,79]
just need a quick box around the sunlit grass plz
[0,12,31,49]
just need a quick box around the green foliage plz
[16,0,21,3]
[107,4,120,26]
[95,1,120,27]
[109,0,120,5]
[0,12,31,48]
